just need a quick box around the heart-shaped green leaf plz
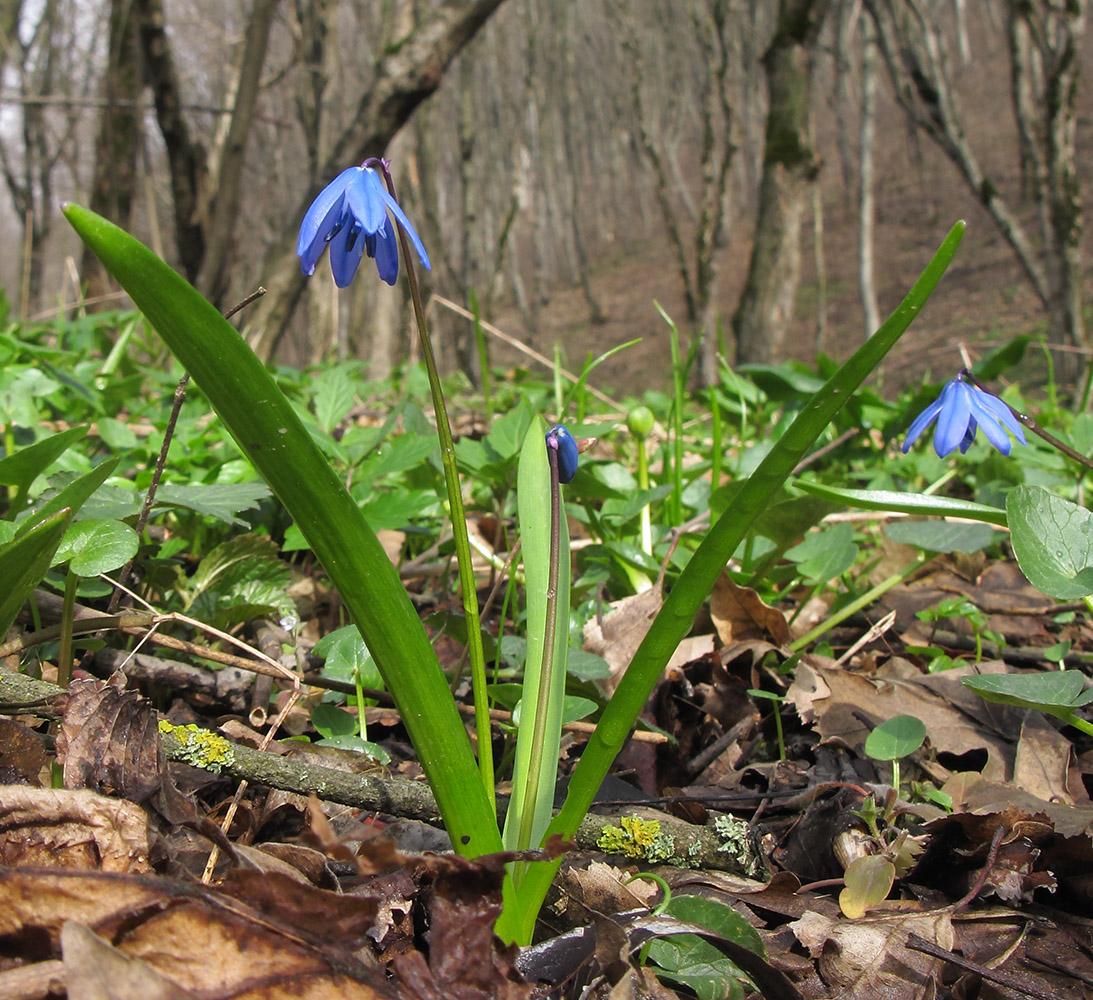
[1006,485,1093,599]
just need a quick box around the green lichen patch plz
[597,815,662,860]
[158,720,235,773]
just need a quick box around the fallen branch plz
[0,669,752,873]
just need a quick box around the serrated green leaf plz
[1006,485,1093,599]
[154,481,271,527]
[309,363,360,434]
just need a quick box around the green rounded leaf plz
[863,714,926,761]
[1006,485,1093,599]
[55,518,138,576]
[884,520,997,554]
[839,855,895,919]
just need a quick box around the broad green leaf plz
[64,204,500,861]
[970,334,1030,382]
[839,855,895,919]
[566,648,610,682]
[1006,485,1093,599]
[0,508,72,636]
[314,625,383,690]
[17,458,120,537]
[785,522,857,583]
[863,715,926,761]
[54,518,139,576]
[646,895,764,1000]
[154,481,271,527]
[792,480,1008,527]
[883,520,997,554]
[310,703,358,738]
[314,734,391,762]
[961,671,1093,722]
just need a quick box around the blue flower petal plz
[372,224,399,285]
[973,391,1026,447]
[933,380,972,457]
[330,221,365,288]
[902,396,945,453]
[547,424,579,484]
[377,184,432,270]
[296,167,358,274]
[346,167,388,234]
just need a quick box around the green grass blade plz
[792,480,1008,527]
[497,220,966,943]
[63,203,501,858]
[0,426,88,515]
[0,508,73,636]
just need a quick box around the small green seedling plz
[916,596,1002,664]
[840,714,928,919]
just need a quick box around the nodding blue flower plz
[547,424,579,484]
[296,160,430,287]
[902,375,1026,457]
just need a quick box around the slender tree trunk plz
[858,12,879,338]
[82,0,141,304]
[195,0,279,305]
[733,0,825,365]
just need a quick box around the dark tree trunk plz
[82,0,142,305]
[732,0,825,365]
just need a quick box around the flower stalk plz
[380,165,495,809]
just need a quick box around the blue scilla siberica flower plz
[547,424,579,484]
[903,374,1026,458]
[297,159,430,287]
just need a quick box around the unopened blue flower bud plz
[546,424,579,484]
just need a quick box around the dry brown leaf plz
[0,786,154,873]
[56,673,197,828]
[1013,712,1075,804]
[61,920,198,1000]
[710,574,791,647]
[790,908,953,1000]
[584,587,663,694]
[0,715,50,785]
[0,867,395,998]
[558,860,659,919]
[787,657,1015,780]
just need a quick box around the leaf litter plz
[3,545,1093,997]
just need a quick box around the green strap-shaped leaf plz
[792,480,1008,527]
[63,203,500,858]
[498,221,966,943]
[0,425,87,514]
[0,508,73,636]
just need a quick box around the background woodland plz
[0,0,1089,393]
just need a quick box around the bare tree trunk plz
[858,11,880,338]
[134,0,207,282]
[733,0,826,365]
[865,0,1086,377]
[81,0,141,304]
[194,0,279,305]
